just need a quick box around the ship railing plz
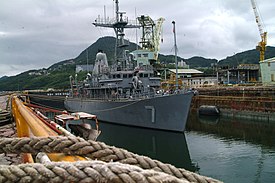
[138,65,154,71]
[73,89,158,101]
[108,64,154,72]
[94,17,119,26]
[128,90,156,100]
[94,17,140,27]
[72,87,192,101]
[109,64,137,72]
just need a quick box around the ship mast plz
[172,21,178,90]
[93,0,140,68]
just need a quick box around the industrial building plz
[218,64,260,84]
[168,69,218,88]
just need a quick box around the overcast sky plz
[0,0,274,77]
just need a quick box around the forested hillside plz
[0,36,274,91]
[218,46,275,66]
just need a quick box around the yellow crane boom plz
[250,0,267,62]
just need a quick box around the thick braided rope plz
[0,160,188,183]
[0,136,221,183]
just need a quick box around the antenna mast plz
[93,0,140,67]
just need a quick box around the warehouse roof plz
[169,69,203,74]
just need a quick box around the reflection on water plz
[40,102,197,171]
[187,112,275,148]
[44,106,275,183]
[186,111,275,183]
[197,115,220,125]
[97,122,198,172]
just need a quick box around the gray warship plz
[64,0,194,132]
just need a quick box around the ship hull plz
[27,94,66,110]
[64,92,193,132]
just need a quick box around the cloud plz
[0,0,274,77]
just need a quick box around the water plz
[97,122,197,171]
[96,112,275,183]
[185,132,275,182]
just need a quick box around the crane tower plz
[250,0,267,62]
[137,15,165,61]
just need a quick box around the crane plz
[250,0,267,62]
[138,15,155,51]
[137,15,165,61]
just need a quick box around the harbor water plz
[97,112,275,183]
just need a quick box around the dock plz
[0,94,22,165]
[191,86,275,122]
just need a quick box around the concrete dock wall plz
[191,95,275,122]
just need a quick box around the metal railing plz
[11,96,86,163]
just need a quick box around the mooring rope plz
[0,160,188,183]
[0,136,221,183]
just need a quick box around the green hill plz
[218,46,275,66]
[49,36,139,69]
[0,37,139,91]
[74,36,139,65]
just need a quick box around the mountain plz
[75,36,139,65]
[218,46,275,66]
[0,37,139,91]
[0,76,8,81]
[50,37,217,69]
[49,36,139,69]
[0,36,274,91]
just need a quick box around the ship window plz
[117,74,121,78]
[140,73,144,77]
[143,54,148,57]
[129,74,133,78]
[144,73,148,77]
[123,74,127,78]
[113,74,116,78]
[138,54,141,57]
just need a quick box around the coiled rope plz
[0,160,187,183]
[0,136,221,183]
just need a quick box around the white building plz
[169,69,218,88]
[178,60,189,68]
[260,57,275,85]
[76,65,94,73]
[169,69,203,78]
[183,77,218,88]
